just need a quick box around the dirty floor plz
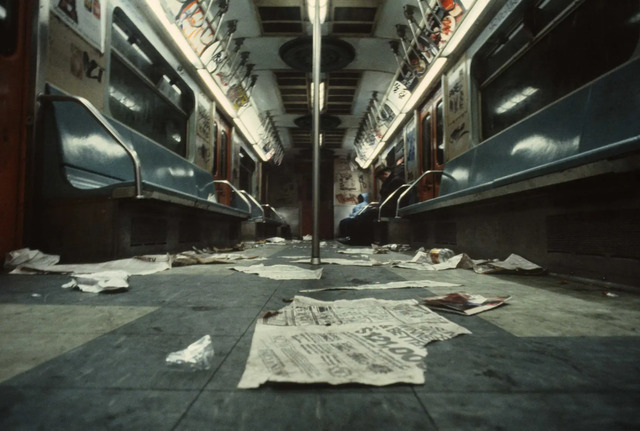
[1,242,639,430]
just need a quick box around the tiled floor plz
[1,242,639,430]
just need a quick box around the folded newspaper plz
[238,296,471,388]
[422,293,511,316]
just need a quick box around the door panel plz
[417,88,444,202]
[213,115,231,205]
[0,0,30,256]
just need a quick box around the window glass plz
[218,130,228,178]
[435,101,444,166]
[475,0,640,140]
[421,113,432,170]
[0,0,18,57]
[109,8,194,155]
[211,121,218,175]
[239,147,256,191]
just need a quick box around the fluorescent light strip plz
[402,57,447,114]
[234,119,270,161]
[441,0,490,57]
[198,69,237,119]
[307,0,328,23]
[147,1,203,67]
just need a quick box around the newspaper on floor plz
[61,270,130,293]
[173,250,262,266]
[391,252,475,271]
[422,293,512,316]
[232,264,323,280]
[300,279,461,293]
[6,248,171,276]
[293,258,382,267]
[337,248,375,255]
[264,237,287,244]
[238,296,471,388]
[473,253,545,274]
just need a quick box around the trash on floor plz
[4,248,60,272]
[232,264,323,280]
[165,334,214,371]
[172,250,262,266]
[473,254,545,274]
[299,279,461,293]
[61,270,130,293]
[378,244,412,252]
[265,237,287,244]
[293,257,382,267]
[422,293,512,316]
[238,296,470,388]
[392,252,475,271]
[337,248,375,255]
[6,249,171,276]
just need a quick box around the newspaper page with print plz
[238,296,471,388]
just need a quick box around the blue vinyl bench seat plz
[399,58,640,217]
[39,91,249,220]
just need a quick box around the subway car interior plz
[1,0,640,429]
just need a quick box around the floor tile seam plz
[411,386,440,429]
[412,389,640,394]
[0,383,212,392]
[169,280,285,431]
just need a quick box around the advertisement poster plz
[52,0,107,53]
[194,94,214,172]
[334,157,367,205]
[443,56,471,161]
[404,112,419,182]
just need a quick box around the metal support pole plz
[311,0,321,265]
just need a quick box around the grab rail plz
[377,184,411,222]
[213,180,252,213]
[37,93,144,198]
[395,170,447,217]
[262,204,287,224]
[238,189,265,220]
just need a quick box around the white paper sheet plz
[238,296,471,388]
[232,264,323,280]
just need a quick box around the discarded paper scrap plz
[232,264,323,280]
[300,279,461,293]
[166,334,215,371]
[473,254,545,274]
[422,293,512,316]
[337,248,375,255]
[61,270,130,293]
[293,258,381,267]
[238,296,470,388]
[392,252,475,271]
[7,249,171,276]
[173,251,261,266]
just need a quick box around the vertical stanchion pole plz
[311,0,321,265]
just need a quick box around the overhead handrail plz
[213,180,252,214]
[238,189,265,221]
[37,93,144,198]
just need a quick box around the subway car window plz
[211,121,218,175]
[0,0,18,56]
[475,0,640,140]
[108,8,194,155]
[239,148,256,192]
[435,101,444,166]
[218,130,228,178]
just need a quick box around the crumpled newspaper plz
[165,335,214,371]
[61,270,130,293]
